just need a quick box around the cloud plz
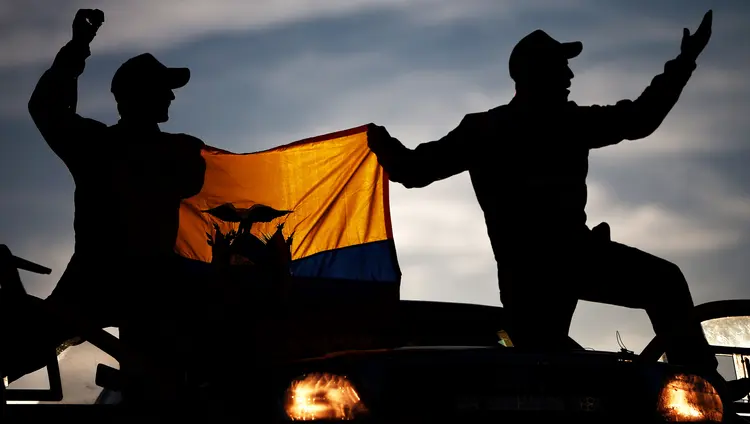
[0,0,567,69]
[387,173,727,353]
[1,0,748,368]
[570,62,750,157]
[389,167,750,351]
[255,55,507,143]
[585,180,747,255]
[0,0,395,68]
[390,184,491,257]
[389,174,498,306]
[4,0,729,71]
[3,0,743,131]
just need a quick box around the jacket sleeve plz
[574,54,697,149]
[28,40,106,168]
[384,113,483,188]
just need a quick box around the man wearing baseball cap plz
[368,11,748,400]
[18,9,206,400]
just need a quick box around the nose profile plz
[566,65,574,80]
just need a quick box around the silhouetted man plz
[17,9,205,398]
[368,11,745,398]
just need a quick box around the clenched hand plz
[72,9,104,45]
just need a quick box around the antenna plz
[616,331,634,355]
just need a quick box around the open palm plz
[681,10,712,62]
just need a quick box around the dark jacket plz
[380,54,697,262]
[28,41,206,262]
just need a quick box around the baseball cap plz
[508,30,582,81]
[111,53,190,100]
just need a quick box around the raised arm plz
[367,113,483,188]
[575,10,713,149]
[28,9,106,167]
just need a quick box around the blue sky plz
[2,0,750,392]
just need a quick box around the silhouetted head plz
[509,30,581,104]
[110,53,190,124]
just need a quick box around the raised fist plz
[681,10,712,62]
[72,9,104,45]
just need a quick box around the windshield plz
[701,316,750,403]
[702,316,750,348]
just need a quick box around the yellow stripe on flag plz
[175,125,392,264]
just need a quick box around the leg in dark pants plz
[574,239,716,372]
[116,257,196,404]
[500,228,717,373]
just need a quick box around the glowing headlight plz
[657,373,723,422]
[284,372,368,421]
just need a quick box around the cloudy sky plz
[2,0,749,399]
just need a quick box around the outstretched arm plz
[28,9,106,167]
[576,10,713,149]
[368,113,483,188]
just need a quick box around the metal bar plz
[712,346,750,355]
[12,256,51,275]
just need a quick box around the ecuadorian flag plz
[174,125,401,284]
